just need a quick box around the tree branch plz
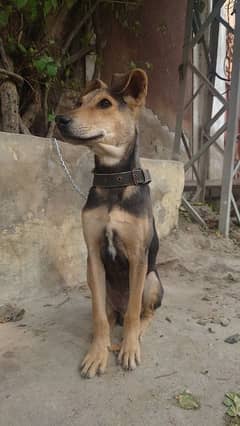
[0,68,24,84]
[47,93,64,138]
[92,8,102,80]
[62,0,101,55]
[43,84,50,133]
[65,46,94,66]
[19,115,31,134]
[0,38,11,70]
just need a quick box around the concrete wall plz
[0,132,184,301]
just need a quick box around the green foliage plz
[43,0,58,17]
[224,393,240,418]
[0,0,144,135]
[33,55,59,79]
[0,0,59,27]
[15,0,28,8]
[48,112,55,122]
[176,391,200,410]
[0,6,11,28]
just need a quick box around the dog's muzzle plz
[55,115,72,131]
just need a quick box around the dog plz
[55,68,164,378]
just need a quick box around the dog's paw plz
[118,334,141,370]
[80,341,109,379]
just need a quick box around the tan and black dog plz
[55,68,163,378]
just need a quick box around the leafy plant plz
[224,392,240,418]
[33,55,59,79]
[0,0,143,135]
[176,390,200,410]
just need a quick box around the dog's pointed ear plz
[111,68,148,107]
[82,79,107,96]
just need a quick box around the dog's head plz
[55,69,148,166]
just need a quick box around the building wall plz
[100,0,189,131]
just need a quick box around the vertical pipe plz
[219,0,240,236]
[172,0,194,160]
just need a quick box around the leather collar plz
[93,168,151,188]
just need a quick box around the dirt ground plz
[1,218,240,426]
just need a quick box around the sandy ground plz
[1,220,240,426]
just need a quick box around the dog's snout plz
[55,115,72,127]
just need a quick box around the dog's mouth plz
[55,115,104,144]
[60,132,104,143]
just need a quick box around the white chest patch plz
[105,227,117,260]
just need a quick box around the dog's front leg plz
[118,251,147,370]
[81,250,110,378]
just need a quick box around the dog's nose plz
[55,115,72,126]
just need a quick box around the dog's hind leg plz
[140,270,163,339]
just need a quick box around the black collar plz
[93,168,151,188]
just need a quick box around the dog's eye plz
[98,98,112,109]
[76,100,82,107]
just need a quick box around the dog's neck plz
[93,130,140,174]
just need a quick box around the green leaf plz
[176,391,200,410]
[15,0,28,9]
[224,392,240,418]
[33,55,58,78]
[33,57,47,73]
[18,43,27,54]
[0,10,9,28]
[129,60,136,69]
[28,0,38,20]
[44,0,52,16]
[43,0,58,16]
[48,113,55,122]
[46,62,58,77]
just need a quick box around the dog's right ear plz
[82,79,107,96]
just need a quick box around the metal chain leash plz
[52,138,86,200]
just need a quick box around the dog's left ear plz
[82,79,107,96]
[111,68,148,107]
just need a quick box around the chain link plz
[52,138,86,200]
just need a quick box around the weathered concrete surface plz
[1,133,240,426]
[1,223,240,426]
[0,132,184,301]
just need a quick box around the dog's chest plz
[105,226,117,260]
[83,205,146,260]
[102,208,132,261]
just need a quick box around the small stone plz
[0,303,25,323]
[208,327,215,334]
[201,295,211,302]
[220,318,230,327]
[200,369,208,375]
[224,333,240,344]
[197,319,208,326]
[224,272,237,282]
[165,316,172,323]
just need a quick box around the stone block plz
[0,133,184,300]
